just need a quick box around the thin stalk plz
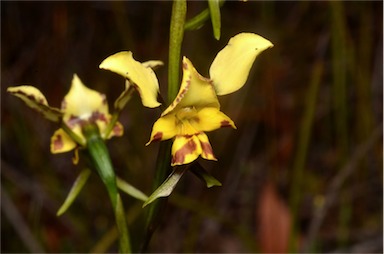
[141,1,187,251]
[168,0,186,103]
[82,124,131,253]
[288,61,323,252]
[330,1,350,248]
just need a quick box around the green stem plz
[288,61,323,252]
[82,124,131,253]
[168,0,186,104]
[142,140,173,252]
[61,122,86,147]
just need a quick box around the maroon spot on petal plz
[152,132,163,142]
[90,111,108,123]
[53,134,64,151]
[67,115,82,128]
[220,120,232,128]
[112,124,123,136]
[182,61,188,70]
[200,140,216,159]
[172,137,198,165]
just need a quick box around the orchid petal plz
[99,51,161,108]
[171,135,202,166]
[192,107,236,132]
[162,57,219,116]
[209,33,273,95]
[51,128,78,153]
[196,133,217,161]
[147,112,178,145]
[7,85,63,122]
[61,74,110,140]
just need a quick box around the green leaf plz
[57,168,91,216]
[115,193,131,253]
[208,0,221,40]
[184,0,225,31]
[142,166,187,208]
[116,176,148,202]
[191,163,222,188]
[82,123,118,207]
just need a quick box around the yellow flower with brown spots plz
[147,32,273,166]
[7,74,123,160]
[147,57,236,166]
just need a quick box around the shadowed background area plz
[1,1,382,253]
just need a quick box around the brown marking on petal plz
[113,124,123,136]
[220,120,232,128]
[152,132,163,142]
[67,115,82,128]
[52,134,64,151]
[182,61,188,70]
[172,137,197,165]
[200,140,216,160]
[90,111,108,123]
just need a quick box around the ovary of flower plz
[146,57,236,166]
[7,74,123,158]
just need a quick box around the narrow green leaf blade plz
[191,163,222,188]
[115,193,131,253]
[57,168,91,216]
[116,176,148,202]
[208,0,221,40]
[142,166,187,208]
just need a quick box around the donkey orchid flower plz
[99,51,163,108]
[147,57,236,166]
[7,74,123,159]
[146,33,272,166]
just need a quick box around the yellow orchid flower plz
[147,57,236,166]
[7,74,123,158]
[99,51,163,108]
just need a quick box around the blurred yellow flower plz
[7,74,123,157]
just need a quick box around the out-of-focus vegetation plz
[1,1,382,253]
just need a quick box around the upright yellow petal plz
[62,74,110,140]
[162,57,219,116]
[99,51,161,108]
[192,107,236,132]
[209,33,273,95]
[51,128,78,153]
[7,85,62,122]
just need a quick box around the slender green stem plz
[168,0,186,103]
[288,61,323,252]
[61,122,86,147]
[142,140,173,252]
[82,124,131,253]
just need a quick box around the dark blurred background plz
[1,1,382,253]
